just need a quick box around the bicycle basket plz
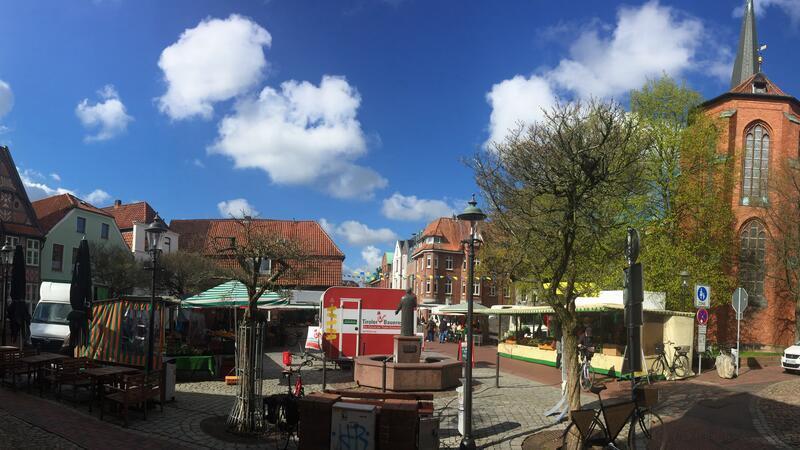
[634,385,659,407]
[675,345,690,355]
[655,343,665,355]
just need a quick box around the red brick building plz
[703,0,799,348]
[169,218,344,291]
[0,146,45,307]
[408,217,511,306]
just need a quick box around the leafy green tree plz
[473,100,647,426]
[619,76,736,311]
[88,241,145,298]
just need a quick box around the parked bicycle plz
[562,380,666,449]
[650,340,690,380]
[263,355,314,449]
[578,344,595,392]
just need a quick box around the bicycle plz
[263,356,314,449]
[562,381,666,449]
[649,340,690,380]
[578,344,595,392]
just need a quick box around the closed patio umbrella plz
[68,239,93,348]
[8,245,28,346]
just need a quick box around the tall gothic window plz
[742,124,770,206]
[739,219,766,306]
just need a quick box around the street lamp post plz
[457,195,486,450]
[0,244,12,346]
[680,270,690,311]
[144,215,168,376]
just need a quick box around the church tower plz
[703,0,800,348]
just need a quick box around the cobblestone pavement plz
[754,377,800,449]
[0,408,82,449]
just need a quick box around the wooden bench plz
[41,358,95,405]
[101,371,162,426]
[3,349,38,389]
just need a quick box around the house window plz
[742,124,770,205]
[434,256,439,269]
[259,258,272,275]
[425,281,431,294]
[504,287,511,298]
[101,223,109,239]
[434,280,439,294]
[463,259,466,270]
[77,216,86,234]
[25,283,39,303]
[426,255,432,268]
[445,280,452,295]
[473,282,480,296]
[490,285,496,296]
[25,240,40,266]
[461,282,466,294]
[446,256,453,270]
[163,237,171,253]
[52,244,64,272]
[5,236,18,249]
[740,219,767,306]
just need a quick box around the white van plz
[30,282,72,351]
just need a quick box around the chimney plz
[114,199,122,209]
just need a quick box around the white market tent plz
[432,302,490,316]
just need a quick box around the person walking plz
[439,319,449,343]
[426,318,436,342]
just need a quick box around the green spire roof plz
[731,0,759,89]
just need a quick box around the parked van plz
[30,282,72,351]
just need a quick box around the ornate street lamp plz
[0,244,12,346]
[680,270,690,310]
[144,215,168,376]
[457,194,486,450]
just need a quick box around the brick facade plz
[703,75,800,348]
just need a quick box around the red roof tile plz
[32,194,115,233]
[412,217,471,255]
[730,73,789,97]
[169,218,344,288]
[121,231,134,250]
[102,201,156,230]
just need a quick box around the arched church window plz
[742,124,770,206]
[739,219,766,306]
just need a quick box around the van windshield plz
[32,303,71,325]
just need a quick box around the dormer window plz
[752,74,768,94]
[425,236,443,244]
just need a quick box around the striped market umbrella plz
[181,280,289,309]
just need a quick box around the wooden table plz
[19,353,69,391]
[84,366,141,409]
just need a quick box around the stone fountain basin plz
[354,355,463,391]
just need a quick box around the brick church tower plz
[703,0,800,348]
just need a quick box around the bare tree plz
[766,159,800,341]
[89,241,145,297]
[218,217,311,434]
[472,100,646,443]
[159,251,224,298]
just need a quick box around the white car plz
[781,342,800,372]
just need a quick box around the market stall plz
[490,291,694,378]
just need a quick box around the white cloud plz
[85,189,111,206]
[217,198,259,217]
[734,0,800,26]
[0,80,12,118]
[19,169,110,205]
[381,192,456,221]
[486,1,710,145]
[75,85,133,142]
[50,173,61,182]
[321,218,397,246]
[192,158,205,168]
[486,75,557,147]
[158,14,272,120]
[361,245,383,268]
[211,75,386,199]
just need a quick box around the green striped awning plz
[182,280,289,309]
[478,303,693,317]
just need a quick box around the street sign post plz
[696,309,709,374]
[695,285,710,308]
[696,308,709,325]
[731,288,749,377]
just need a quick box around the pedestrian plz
[439,319,449,343]
[426,318,436,342]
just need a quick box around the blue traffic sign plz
[695,284,711,308]
[697,287,707,301]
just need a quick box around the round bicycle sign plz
[696,308,709,325]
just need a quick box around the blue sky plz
[0,0,798,276]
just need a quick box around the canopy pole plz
[495,317,502,388]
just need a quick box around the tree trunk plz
[562,318,582,449]
[228,316,260,433]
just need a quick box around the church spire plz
[731,0,760,88]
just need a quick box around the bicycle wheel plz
[673,355,689,378]
[285,332,299,348]
[649,358,666,380]
[627,409,665,450]
[561,421,584,449]
[580,363,594,391]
